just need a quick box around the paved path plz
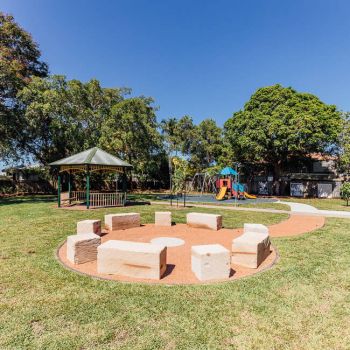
[278,201,350,218]
[151,200,350,219]
[278,201,318,213]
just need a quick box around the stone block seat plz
[97,240,167,280]
[231,223,271,269]
[191,244,230,281]
[186,212,222,231]
[67,233,101,264]
[155,211,172,227]
[105,213,140,231]
[77,219,102,236]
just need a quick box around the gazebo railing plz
[70,190,125,207]
[90,192,125,207]
[71,190,87,201]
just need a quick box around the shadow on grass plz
[125,200,151,206]
[0,195,56,206]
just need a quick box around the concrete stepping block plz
[97,240,167,280]
[77,219,102,236]
[105,213,140,231]
[231,231,271,268]
[67,233,101,264]
[191,244,230,281]
[186,213,222,230]
[155,211,172,227]
[244,223,269,235]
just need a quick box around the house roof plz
[49,147,132,168]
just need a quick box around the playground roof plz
[49,147,132,173]
[220,167,238,176]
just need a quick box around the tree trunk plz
[272,161,283,196]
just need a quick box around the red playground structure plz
[215,166,256,200]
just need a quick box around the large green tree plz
[17,75,126,164]
[0,12,48,159]
[224,84,342,177]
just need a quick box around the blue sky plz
[2,0,350,126]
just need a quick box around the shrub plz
[340,182,350,206]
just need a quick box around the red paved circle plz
[57,214,325,285]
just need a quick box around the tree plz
[99,96,164,184]
[339,112,350,173]
[0,12,48,159]
[190,118,222,170]
[160,115,195,156]
[16,75,127,164]
[340,182,350,206]
[224,84,342,179]
[171,156,190,194]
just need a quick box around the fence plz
[70,190,125,207]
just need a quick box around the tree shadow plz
[125,200,151,206]
[0,195,56,206]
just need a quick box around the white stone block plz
[104,213,140,231]
[155,211,172,227]
[67,233,101,264]
[191,244,230,281]
[77,219,102,236]
[186,213,222,231]
[97,240,167,280]
[231,231,271,268]
[243,223,269,235]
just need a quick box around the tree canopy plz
[224,84,342,176]
[0,12,48,160]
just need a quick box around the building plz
[248,154,343,198]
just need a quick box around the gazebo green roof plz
[49,147,132,168]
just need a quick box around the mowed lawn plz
[1,197,350,349]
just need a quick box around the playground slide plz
[216,186,227,200]
[244,192,257,199]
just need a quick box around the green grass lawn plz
[280,197,350,211]
[1,196,350,349]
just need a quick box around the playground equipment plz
[189,172,217,194]
[215,186,227,201]
[215,166,256,200]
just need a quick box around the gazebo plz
[49,147,132,209]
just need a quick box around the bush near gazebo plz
[172,157,191,194]
[340,182,350,206]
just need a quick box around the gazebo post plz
[68,171,72,205]
[122,168,127,205]
[57,172,61,208]
[122,168,127,192]
[86,165,90,209]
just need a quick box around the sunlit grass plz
[0,196,349,349]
